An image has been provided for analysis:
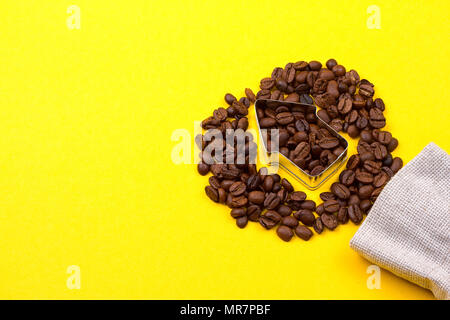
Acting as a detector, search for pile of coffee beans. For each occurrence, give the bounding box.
[256,100,347,175]
[197,59,403,242]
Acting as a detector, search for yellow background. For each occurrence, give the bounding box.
[0,0,449,299]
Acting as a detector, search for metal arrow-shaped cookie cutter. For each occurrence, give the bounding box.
[255,99,348,190]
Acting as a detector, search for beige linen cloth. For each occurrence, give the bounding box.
[350,142,450,299]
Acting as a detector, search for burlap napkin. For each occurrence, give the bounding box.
[350,142,450,300]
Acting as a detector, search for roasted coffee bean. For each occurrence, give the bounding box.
[282,216,299,228]
[372,142,387,160]
[383,154,393,167]
[300,200,316,211]
[348,204,363,224]
[323,199,340,213]
[293,209,315,226]
[326,59,337,70]
[277,205,292,217]
[290,191,307,202]
[264,193,281,210]
[248,190,265,204]
[316,203,325,215]
[320,192,335,201]
[205,186,219,202]
[337,97,352,114]
[262,175,274,192]
[276,112,294,125]
[355,171,374,184]
[281,178,294,192]
[244,88,256,103]
[246,174,261,190]
[360,199,372,213]
[373,172,389,188]
[220,179,235,191]
[360,129,373,143]
[377,131,392,145]
[228,181,246,196]
[295,225,313,240]
[208,176,221,189]
[259,117,276,128]
[347,124,360,138]
[369,108,386,128]
[230,208,246,218]
[363,160,381,174]
[277,225,294,242]
[347,154,360,170]
[321,213,338,230]
[310,165,325,176]
[348,194,360,206]
[260,210,281,229]
[387,138,399,152]
[318,136,339,149]
[358,185,374,200]
[197,162,210,176]
[360,152,375,163]
[218,188,227,203]
[339,169,355,186]
[391,157,403,173]
[225,93,237,105]
[247,205,261,221]
[236,216,248,228]
[228,195,248,208]
[331,182,350,200]
[337,207,349,224]
[313,217,324,234]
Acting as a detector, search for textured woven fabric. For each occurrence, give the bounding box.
[350,142,450,300]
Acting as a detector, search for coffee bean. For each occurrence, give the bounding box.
[358,185,374,200]
[290,191,307,202]
[387,138,399,152]
[339,169,355,186]
[293,209,315,226]
[205,186,219,202]
[391,157,403,173]
[363,160,381,174]
[360,152,375,163]
[225,93,237,105]
[360,199,372,213]
[276,112,294,125]
[259,117,276,128]
[197,162,210,176]
[369,108,386,128]
[373,172,389,188]
[277,225,294,242]
[247,205,261,221]
[315,203,325,215]
[355,171,374,184]
[300,200,316,211]
[264,193,281,210]
[228,181,246,196]
[323,199,340,213]
[281,178,294,192]
[218,188,227,203]
[360,130,373,143]
[313,217,324,234]
[347,154,360,170]
[260,210,281,229]
[228,195,248,208]
[236,216,248,228]
[331,182,350,199]
[295,225,313,240]
[244,88,256,103]
[320,192,335,201]
[282,216,299,228]
[321,213,338,230]
[348,204,363,224]
[319,136,339,149]
[248,190,265,204]
[262,175,274,192]
[230,208,246,218]
[337,207,349,224]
